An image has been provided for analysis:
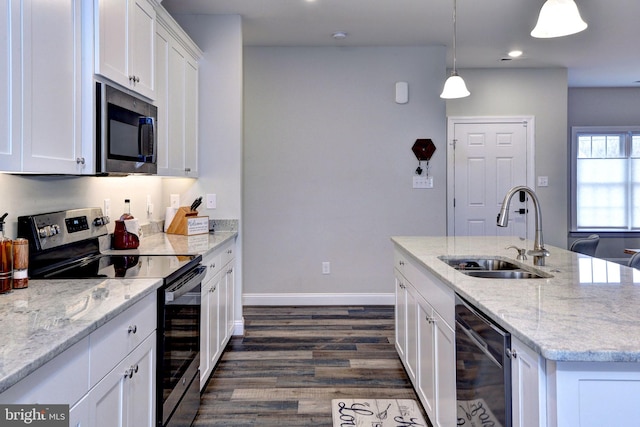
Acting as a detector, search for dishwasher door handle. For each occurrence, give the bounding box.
[456,318,503,369]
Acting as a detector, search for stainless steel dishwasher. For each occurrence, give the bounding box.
[455,294,512,427]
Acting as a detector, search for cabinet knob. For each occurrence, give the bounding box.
[506,348,518,359]
[76,157,85,165]
[210,263,215,269]
[127,325,137,334]
[185,167,191,173]
[426,316,435,324]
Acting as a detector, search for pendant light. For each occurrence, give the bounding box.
[440,0,470,99]
[531,0,587,38]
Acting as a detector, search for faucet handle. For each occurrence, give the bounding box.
[506,245,527,261]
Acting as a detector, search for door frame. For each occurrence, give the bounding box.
[446,115,536,237]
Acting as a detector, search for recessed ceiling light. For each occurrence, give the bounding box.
[508,50,524,58]
[332,32,348,40]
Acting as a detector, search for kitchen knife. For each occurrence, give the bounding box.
[190,197,202,211]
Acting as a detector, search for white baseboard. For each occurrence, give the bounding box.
[232,319,244,336]
[242,292,395,306]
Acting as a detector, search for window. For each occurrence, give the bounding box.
[571,127,640,231]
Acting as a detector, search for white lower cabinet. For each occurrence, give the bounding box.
[416,296,456,427]
[88,332,156,427]
[511,336,543,427]
[200,269,222,385]
[0,292,157,427]
[200,239,237,390]
[393,247,457,427]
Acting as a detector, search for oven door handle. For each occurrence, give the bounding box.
[165,265,207,302]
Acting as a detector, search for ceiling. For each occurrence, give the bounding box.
[162,0,640,87]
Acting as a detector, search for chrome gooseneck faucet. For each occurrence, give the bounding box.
[497,185,549,266]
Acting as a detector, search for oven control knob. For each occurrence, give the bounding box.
[50,224,61,235]
[39,226,51,238]
[93,216,110,226]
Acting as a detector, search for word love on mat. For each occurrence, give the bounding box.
[331,399,426,427]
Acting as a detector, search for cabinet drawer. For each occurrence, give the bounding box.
[394,249,408,278]
[89,292,156,386]
[220,240,235,267]
[202,250,222,284]
[414,266,455,328]
[0,337,89,406]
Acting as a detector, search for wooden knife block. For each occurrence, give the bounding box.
[166,207,209,235]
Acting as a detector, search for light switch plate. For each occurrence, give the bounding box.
[206,194,217,209]
[413,175,434,189]
[170,194,180,208]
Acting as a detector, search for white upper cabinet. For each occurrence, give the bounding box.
[95,0,156,100]
[0,1,18,171]
[155,7,201,177]
[0,0,84,174]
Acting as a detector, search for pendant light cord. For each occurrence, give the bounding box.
[452,0,458,74]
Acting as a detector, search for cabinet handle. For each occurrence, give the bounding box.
[506,348,517,359]
[127,325,137,334]
[124,364,139,379]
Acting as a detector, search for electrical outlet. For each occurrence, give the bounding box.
[170,194,180,208]
[537,176,549,187]
[104,199,111,218]
[206,194,217,209]
[322,262,331,275]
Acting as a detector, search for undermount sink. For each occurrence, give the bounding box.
[438,256,552,280]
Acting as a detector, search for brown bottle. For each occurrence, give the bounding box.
[0,213,12,294]
[12,238,28,289]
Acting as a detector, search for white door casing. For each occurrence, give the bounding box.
[447,116,535,239]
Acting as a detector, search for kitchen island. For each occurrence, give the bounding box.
[392,235,640,427]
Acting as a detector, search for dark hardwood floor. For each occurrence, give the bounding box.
[194,305,429,426]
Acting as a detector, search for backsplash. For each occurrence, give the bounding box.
[209,219,239,232]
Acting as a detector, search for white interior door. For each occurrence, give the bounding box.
[447,117,535,238]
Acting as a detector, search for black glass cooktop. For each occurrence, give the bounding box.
[37,254,200,281]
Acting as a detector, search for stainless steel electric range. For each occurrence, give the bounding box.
[18,208,205,427]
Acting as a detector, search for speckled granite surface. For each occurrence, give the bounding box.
[392,236,640,363]
[0,230,237,394]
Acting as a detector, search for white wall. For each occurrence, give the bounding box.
[243,46,447,300]
[445,68,569,248]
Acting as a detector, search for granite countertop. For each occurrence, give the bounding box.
[391,235,640,363]
[0,230,238,394]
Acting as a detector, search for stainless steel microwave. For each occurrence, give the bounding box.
[96,82,157,175]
